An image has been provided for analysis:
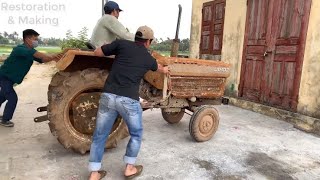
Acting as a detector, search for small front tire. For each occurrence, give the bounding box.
[189,105,219,142]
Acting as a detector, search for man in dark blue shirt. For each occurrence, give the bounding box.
[88,26,168,180]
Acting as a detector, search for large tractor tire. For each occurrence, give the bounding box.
[47,68,129,154]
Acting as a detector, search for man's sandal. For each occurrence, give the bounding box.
[125,165,143,179]
[89,170,107,180]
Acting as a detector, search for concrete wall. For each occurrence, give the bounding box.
[190,0,247,95]
[190,0,320,119]
[220,0,247,96]
[297,0,320,119]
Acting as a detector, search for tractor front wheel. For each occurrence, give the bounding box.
[189,105,219,142]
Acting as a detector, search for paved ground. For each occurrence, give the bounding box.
[1,64,320,180]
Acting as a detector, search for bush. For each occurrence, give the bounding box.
[151,38,190,52]
[61,27,88,50]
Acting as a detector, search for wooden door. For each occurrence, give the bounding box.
[239,0,312,111]
[200,1,214,55]
[200,0,226,55]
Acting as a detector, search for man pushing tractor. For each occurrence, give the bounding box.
[0,1,231,179]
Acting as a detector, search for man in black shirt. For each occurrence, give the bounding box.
[88,26,168,180]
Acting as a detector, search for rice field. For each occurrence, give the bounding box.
[0,45,189,63]
[0,45,61,56]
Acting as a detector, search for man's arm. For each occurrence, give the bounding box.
[94,40,119,57]
[33,48,72,63]
[149,57,169,74]
[33,52,63,63]
[105,17,134,41]
[94,47,104,57]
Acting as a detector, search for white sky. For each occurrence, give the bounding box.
[0,0,192,40]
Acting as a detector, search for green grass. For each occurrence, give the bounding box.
[36,46,61,53]
[157,51,189,57]
[0,45,188,58]
[0,45,13,55]
[0,45,61,55]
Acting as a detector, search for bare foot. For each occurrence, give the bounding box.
[124,164,138,176]
[89,171,106,180]
[89,171,100,180]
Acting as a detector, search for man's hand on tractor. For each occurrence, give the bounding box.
[94,47,105,57]
[157,64,170,74]
[53,53,64,62]
[52,48,80,62]
[163,66,169,74]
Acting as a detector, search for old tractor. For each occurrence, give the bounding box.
[34,49,230,154]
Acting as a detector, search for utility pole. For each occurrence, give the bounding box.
[102,0,108,16]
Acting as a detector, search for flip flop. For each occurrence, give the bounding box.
[125,165,143,179]
[89,170,107,180]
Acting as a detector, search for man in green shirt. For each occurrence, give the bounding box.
[0,29,61,127]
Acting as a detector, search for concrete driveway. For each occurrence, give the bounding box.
[1,64,320,180]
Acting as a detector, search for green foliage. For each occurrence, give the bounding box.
[0,34,9,44]
[0,31,20,45]
[60,27,89,50]
[40,38,63,46]
[179,38,190,52]
[78,27,89,42]
[151,38,190,53]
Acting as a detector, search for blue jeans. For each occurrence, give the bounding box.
[0,75,18,122]
[89,93,143,171]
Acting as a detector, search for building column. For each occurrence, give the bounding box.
[189,0,204,58]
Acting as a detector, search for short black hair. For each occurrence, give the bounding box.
[104,8,118,15]
[23,29,39,40]
[105,9,112,14]
[134,37,149,43]
[134,31,152,43]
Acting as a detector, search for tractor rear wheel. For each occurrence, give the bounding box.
[161,109,185,124]
[47,68,129,154]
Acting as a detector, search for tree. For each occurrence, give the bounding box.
[151,38,190,53]
[179,38,190,52]
[3,32,8,38]
[61,27,89,50]
[77,27,89,42]
[151,38,172,52]
[0,34,9,44]
[46,38,63,46]
[8,34,14,40]
[66,30,73,39]
[5,31,20,44]
[13,31,19,40]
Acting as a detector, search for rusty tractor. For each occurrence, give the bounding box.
[34,49,230,154]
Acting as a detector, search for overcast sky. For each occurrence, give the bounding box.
[0,0,192,40]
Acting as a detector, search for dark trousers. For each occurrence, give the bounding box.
[0,76,18,122]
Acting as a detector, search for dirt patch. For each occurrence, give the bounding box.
[192,159,216,171]
[246,152,299,180]
[0,55,8,62]
[192,159,244,180]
